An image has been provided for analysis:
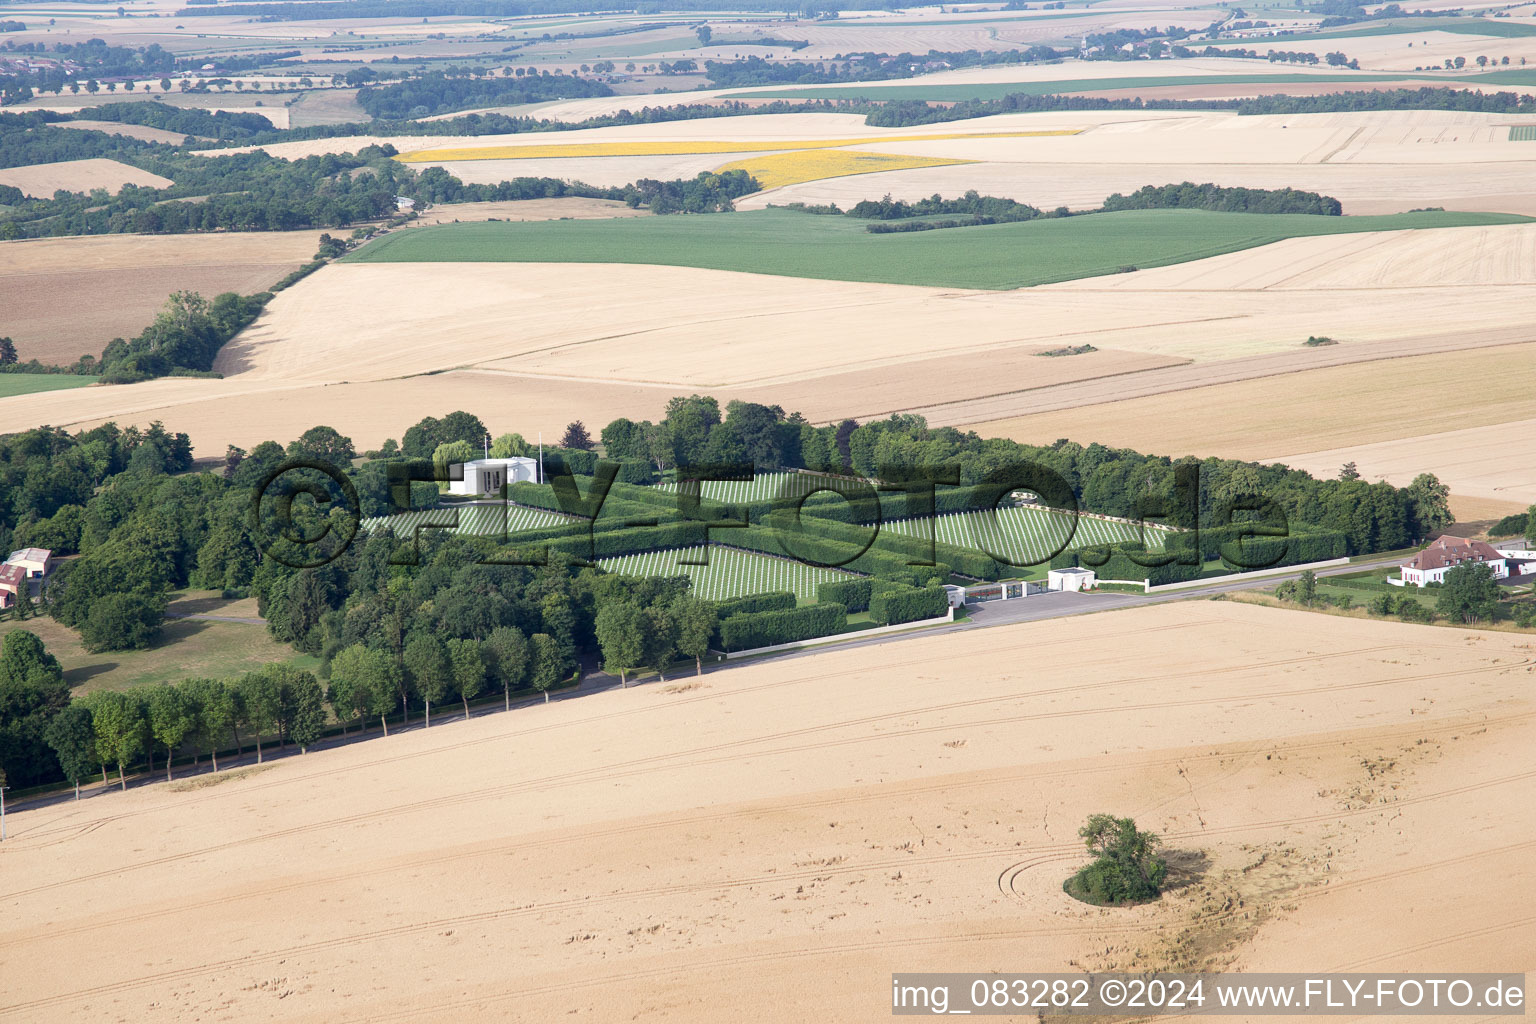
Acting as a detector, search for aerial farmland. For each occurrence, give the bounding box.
[1,0,1534,1018]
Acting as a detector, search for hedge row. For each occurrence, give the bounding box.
[1049,528,1350,585]
[816,577,872,612]
[869,585,949,626]
[719,603,847,652]
[1171,524,1348,567]
[1050,543,1198,587]
[715,590,796,618]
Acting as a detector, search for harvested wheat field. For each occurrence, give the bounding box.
[54,119,189,144]
[1263,417,1536,510]
[404,197,653,225]
[2,602,1533,1022]
[11,214,1536,454]
[0,231,324,364]
[969,342,1536,464]
[0,157,172,199]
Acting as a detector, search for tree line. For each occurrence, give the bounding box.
[861,85,1536,128]
[0,133,757,237]
[354,69,613,120]
[0,392,1460,791]
[596,395,1452,555]
[793,182,1343,236]
[700,46,1062,89]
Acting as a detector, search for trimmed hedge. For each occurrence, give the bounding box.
[869,584,949,626]
[716,590,796,618]
[817,577,872,612]
[543,449,598,476]
[719,603,847,652]
[614,459,658,485]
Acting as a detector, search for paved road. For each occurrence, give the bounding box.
[738,555,1407,666]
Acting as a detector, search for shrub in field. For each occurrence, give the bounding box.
[1064,814,1167,906]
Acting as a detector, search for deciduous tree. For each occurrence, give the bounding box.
[43,703,94,799]
[182,677,235,771]
[594,602,644,685]
[447,638,485,719]
[484,626,528,710]
[146,684,194,780]
[529,632,563,702]
[1437,562,1500,624]
[404,633,451,726]
[672,596,717,676]
[83,690,143,790]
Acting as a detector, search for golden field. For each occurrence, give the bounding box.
[9,106,1536,516]
[394,129,1080,164]
[0,231,324,365]
[2,603,1534,1022]
[713,149,974,189]
[0,157,172,199]
[8,214,1536,517]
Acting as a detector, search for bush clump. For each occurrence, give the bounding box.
[1064,814,1168,906]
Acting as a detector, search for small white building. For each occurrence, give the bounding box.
[1397,535,1509,587]
[447,457,539,497]
[5,547,51,579]
[1047,567,1097,592]
[1495,543,1536,578]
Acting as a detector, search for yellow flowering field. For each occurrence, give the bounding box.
[394,129,1079,163]
[712,149,975,190]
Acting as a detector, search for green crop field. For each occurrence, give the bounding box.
[723,68,1536,101]
[597,544,858,602]
[1511,125,1536,141]
[0,374,99,398]
[883,506,1170,567]
[361,502,577,539]
[345,208,1533,290]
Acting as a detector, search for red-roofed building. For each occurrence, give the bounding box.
[0,563,26,608]
[1398,536,1509,587]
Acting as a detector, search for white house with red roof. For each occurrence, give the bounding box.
[1396,536,1511,587]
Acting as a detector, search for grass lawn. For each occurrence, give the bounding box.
[3,590,317,695]
[0,374,99,397]
[345,207,1532,290]
[724,68,1536,102]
